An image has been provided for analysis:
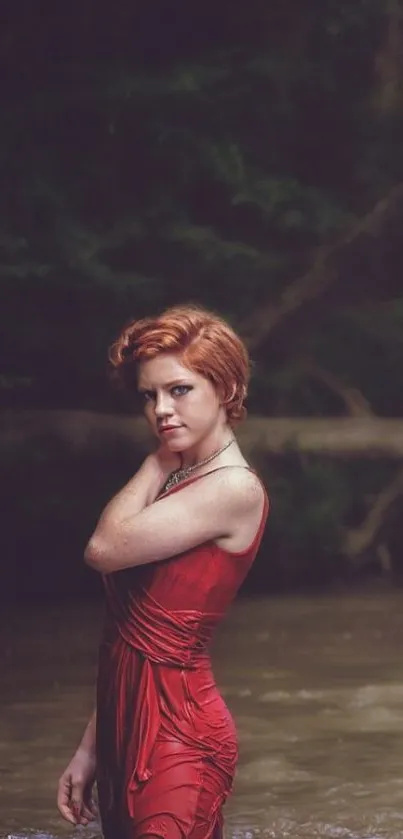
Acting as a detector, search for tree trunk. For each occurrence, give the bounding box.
[374,0,403,115]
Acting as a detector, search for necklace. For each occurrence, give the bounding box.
[163,438,235,493]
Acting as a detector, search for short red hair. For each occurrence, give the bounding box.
[109,304,250,423]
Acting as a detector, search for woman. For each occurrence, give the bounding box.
[57,304,269,839]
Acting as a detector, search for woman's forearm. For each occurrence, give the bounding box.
[77,710,97,757]
[84,456,163,568]
[101,457,161,522]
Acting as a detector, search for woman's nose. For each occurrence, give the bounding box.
[154,393,174,417]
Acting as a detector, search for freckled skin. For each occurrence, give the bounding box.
[138,353,229,468]
[58,348,269,837]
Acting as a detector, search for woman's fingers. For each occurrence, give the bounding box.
[71,777,93,824]
[71,795,83,823]
[57,774,77,825]
[83,779,97,819]
[58,774,94,825]
[57,759,96,826]
[82,801,96,821]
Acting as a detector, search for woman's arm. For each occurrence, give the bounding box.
[84,448,179,569]
[78,710,97,755]
[57,711,97,826]
[85,467,264,574]
[90,456,163,534]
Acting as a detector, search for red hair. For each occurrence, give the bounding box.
[109,304,250,424]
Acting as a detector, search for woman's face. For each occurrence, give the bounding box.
[137,353,226,451]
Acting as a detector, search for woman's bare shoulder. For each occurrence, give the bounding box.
[199,465,266,511]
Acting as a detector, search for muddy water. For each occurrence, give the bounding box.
[1,593,403,838]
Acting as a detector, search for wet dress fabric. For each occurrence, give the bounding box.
[96,472,268,839]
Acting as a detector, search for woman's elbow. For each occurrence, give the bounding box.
[84,537,111,573]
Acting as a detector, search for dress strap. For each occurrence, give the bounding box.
[189,465,255,479]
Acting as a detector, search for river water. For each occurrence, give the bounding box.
[1,592,403,838]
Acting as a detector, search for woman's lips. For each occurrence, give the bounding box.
[159,425,182,434]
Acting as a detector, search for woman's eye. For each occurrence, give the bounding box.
[142,391,155,402]
[171,385,191,397]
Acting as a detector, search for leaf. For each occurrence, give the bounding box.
[164,223,269,265]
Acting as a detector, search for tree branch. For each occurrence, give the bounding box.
[300,358,373,417]
[240,182,403,350]
[342,466,403,562]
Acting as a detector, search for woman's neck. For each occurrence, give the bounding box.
[180,429,234,470]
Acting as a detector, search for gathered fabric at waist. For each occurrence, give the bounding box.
[97,589,236,817]
[104,583,220,667]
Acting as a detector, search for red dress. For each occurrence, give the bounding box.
[96,471,268,839]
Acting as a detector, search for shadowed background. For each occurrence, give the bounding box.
[2,0,403,600]
[1,2,403,837]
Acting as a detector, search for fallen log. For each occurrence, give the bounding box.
[2,410,403,458]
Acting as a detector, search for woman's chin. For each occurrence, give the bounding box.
[165,440,186,451]
[157,434,186,451]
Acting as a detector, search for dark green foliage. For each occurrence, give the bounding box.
[1,0,403,592]
[1,0,396,406]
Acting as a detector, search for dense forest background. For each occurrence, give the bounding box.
[2,0,403,601]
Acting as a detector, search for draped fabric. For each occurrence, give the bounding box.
[96,476,268,839]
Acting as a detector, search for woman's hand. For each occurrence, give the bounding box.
[155,444,182,479]
[146,445,181,495]
[57,746,97,826]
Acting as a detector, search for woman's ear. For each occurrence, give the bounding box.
[222,383,237,406]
